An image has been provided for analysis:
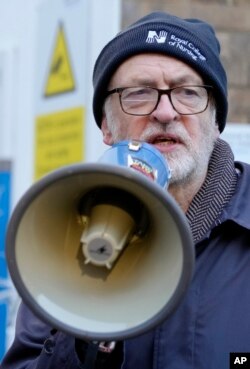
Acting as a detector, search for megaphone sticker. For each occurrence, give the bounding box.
[99,140,171,189]
[128,155,156,182]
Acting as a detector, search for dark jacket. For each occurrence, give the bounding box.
[2,161,250,369]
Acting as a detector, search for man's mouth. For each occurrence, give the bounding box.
[143,134,182,155]
[148,135,179,145]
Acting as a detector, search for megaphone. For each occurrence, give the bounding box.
[6,140,194,342]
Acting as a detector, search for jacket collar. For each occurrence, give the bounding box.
[219,161,250,230]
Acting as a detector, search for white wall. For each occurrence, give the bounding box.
[0,0,121,207]
[221,123,250,163]
[0,0,121,354]
[0,0,42,206]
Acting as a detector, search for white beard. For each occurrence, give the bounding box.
[139,119,217,187]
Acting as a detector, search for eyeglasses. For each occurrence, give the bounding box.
[105,85,213,116]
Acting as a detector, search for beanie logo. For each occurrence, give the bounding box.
[169,34,206,61]
[146,30,168,43]
[146,30,206,62]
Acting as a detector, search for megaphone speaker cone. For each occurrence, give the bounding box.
[6,143,194,341]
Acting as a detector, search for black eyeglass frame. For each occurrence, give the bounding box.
[105,85,213,116]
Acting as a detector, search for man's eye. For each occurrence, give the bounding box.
[123,88,152,100]
[180,88,198,97]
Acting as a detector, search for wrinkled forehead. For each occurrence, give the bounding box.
[108,53,204,89]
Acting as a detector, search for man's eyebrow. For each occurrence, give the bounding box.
[121,77,156,86]
[170,74,204,86]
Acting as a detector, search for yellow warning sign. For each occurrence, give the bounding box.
[34,106,84,180]
[44,23,75,96]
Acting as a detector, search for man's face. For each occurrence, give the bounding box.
[101,53,219,188]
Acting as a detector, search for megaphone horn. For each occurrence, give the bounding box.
[6,140,194,341]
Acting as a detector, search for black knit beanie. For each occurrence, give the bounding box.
[93,11,228,132]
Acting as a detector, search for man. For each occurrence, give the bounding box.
[2,11,250,369]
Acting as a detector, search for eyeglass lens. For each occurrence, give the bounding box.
[120,86,209,115]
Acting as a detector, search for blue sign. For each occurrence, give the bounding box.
[0,161,11,360]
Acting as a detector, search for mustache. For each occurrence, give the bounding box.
[139,123,189,144]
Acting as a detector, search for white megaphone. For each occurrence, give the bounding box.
[6,140,194,341]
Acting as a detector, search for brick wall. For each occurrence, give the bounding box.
[121,0,250,124]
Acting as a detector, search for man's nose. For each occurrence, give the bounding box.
[150,94,178,122]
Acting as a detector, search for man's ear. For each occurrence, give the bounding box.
[214,120,220,139]
[101,116,114,146]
